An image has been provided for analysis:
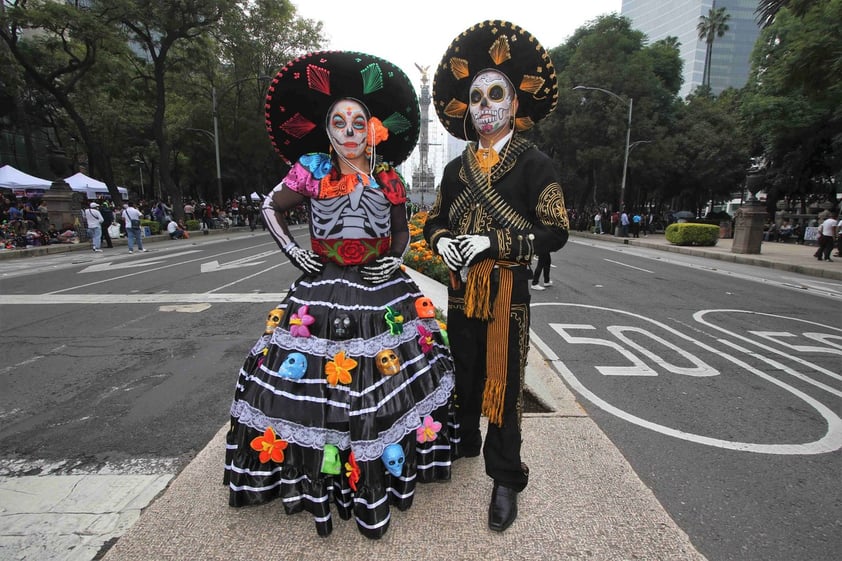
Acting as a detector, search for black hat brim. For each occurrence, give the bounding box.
[432,20,558,141]
[265,51,420,166]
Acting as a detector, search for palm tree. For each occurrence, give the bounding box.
[697,3,731,89]
[755,0,813,28]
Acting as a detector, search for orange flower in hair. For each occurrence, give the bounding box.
[367,117,389,146]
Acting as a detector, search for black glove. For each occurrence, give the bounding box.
[283,243,325,276]
[360,255,403,284]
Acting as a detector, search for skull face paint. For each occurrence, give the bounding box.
[469,70,515,138]
[327,98,369,161]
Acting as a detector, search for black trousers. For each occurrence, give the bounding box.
[532,253,551,285]
[818,235,835,260]
[447,268,531,492]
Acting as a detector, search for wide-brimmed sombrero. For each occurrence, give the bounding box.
[265,51,420,166]
[432,20,558,141]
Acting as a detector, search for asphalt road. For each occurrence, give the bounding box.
[0,230,301,476]
[0,230,840,561]
[529,238,841,561]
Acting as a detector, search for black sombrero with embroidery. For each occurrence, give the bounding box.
[432,20,558,141]
[265,50,420,166]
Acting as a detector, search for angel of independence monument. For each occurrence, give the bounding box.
[411,64,437,208]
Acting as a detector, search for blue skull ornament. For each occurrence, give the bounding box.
[381,443,405,477]
[277,352,307,379]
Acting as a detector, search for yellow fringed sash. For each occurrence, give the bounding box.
[464,259,515,426]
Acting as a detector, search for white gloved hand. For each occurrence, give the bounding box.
[360,255,403,284]
[283,243,325,276]
[436,237,464,271]
[457,234,491,265]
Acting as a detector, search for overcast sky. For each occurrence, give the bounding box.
[292,1,623,89]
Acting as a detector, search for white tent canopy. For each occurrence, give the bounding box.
[0,164,53,193]
[64,172,128,199]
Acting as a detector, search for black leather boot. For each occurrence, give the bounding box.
[488,483,518,532]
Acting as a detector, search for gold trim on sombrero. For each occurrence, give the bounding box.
[489,35,512,66]
[449,57,470,80]
[444,99,468,119]
[519,75,545,96]
[514,116,534,132]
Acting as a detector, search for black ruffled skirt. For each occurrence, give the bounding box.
[223,262,456,538]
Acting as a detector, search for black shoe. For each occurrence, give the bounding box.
[488,483,518,532]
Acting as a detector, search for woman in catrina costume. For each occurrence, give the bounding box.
[223,50,456,539]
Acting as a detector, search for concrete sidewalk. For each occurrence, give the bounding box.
[572,230,842,281]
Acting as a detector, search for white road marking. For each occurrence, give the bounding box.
[79,250,204,273]
[158,303,212,313]
[603,258,654,273]
[0,293,288,305]
[532,303,842,455]
[200,250,277,273]
[0,344,66,375]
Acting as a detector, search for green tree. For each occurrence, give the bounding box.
[741,0,842,213]
[116,0,245,214]
[0,0,131,199]
[755,0,815,27]
[538,15,681,213]
[697,3,731,89]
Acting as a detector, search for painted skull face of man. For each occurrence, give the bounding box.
[469,70,515,138]
[327,98,369,160]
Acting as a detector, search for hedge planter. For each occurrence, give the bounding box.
[665,223,719,246]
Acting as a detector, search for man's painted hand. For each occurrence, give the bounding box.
[457,234,491,265]
[436,237,464,271]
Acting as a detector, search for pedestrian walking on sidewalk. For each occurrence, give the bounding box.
[531,251,553,290]
[122,201,147,253]
[82,202,104,252]
[425,20,569,533]
[816,211,838,261]
[835,215,842,257]
[224,50,456,540]
[99,201,115,248]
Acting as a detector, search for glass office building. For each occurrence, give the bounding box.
[621,0,762,97]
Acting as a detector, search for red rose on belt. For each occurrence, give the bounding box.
[337,239,367,264]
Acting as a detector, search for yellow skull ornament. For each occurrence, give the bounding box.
[265,307,284,334]
[375,349,401,376]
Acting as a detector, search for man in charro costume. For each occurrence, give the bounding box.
[424,20,569,532]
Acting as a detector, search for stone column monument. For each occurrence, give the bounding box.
[41,149,84,230]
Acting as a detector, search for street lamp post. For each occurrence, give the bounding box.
[211,85,223,206]
[133,158,144,199]
[206,76,272,205]
[573,85,633,232]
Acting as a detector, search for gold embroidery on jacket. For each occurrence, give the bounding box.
[537,182,570,229]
